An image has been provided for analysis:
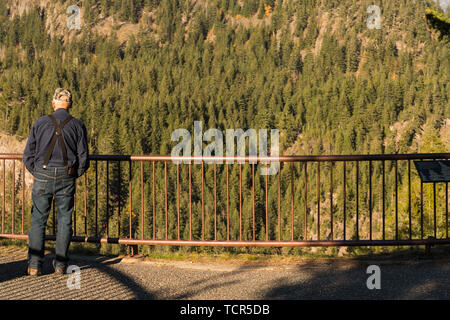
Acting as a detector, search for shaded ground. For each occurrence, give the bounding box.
[1,248,450,300]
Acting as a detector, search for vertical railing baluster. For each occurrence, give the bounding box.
[21,162,25,234]
[214,162,217,241]
[304,162,308,240]
[330,161,333,241]
[2,159,5,234]
[141,160,144,240]
[106,161,109,238]
[356,161,359,240]
[265,163,269,241]
[433,182,437,239]
[343,161,346,241]
[95,160,98,237]
[188,162,192,241]
[291,162,294,241]
[12,160,15,234]
[164,161,167,240]
[369,160,372,241]
[408,160,412,240]
[201,160,204,241]
[382,160,385,240]
[446,182,448,239]
[317,161,320,240]
[420,180,424,240]
[278,162,281,241]
[252,163,256,241]
[395,160,398,240]
[177,163,180,241]
[118,161,121,238]
[239,163,242,241]
[226,163,229,241]
[128,161,132,239]
[153,161,156,240]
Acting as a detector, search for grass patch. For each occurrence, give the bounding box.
[2,238,450,264]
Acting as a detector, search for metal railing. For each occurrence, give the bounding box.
[0,153,449,247]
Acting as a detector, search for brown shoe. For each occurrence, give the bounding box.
[27,268,42,276]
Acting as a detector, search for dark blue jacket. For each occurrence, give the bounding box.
[23,108,89,178]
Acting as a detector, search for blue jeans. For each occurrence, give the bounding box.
[28,166,76,270]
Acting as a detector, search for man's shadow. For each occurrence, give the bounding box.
[0,258,28,282]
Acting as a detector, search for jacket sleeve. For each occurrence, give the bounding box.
[23,122,37,175]
[76,122,90,178]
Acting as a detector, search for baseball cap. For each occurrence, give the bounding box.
[53,88,72,103]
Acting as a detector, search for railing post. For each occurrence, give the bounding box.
[127,244,139,256]
[425,237,435,255]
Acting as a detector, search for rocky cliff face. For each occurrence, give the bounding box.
[0,132,26,155]
[0,132,33,187]
[4,0,153,45]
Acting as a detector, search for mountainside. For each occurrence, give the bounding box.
[0,0,448,157]
[0,0,448,253]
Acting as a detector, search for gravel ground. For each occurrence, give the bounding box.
[1,251,450,300]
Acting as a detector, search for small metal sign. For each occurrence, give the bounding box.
[414,160,450,183]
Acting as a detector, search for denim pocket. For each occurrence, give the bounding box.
[61,178,76,196]
[34,170,54,180]
[33,176,48,183]
[32,179,47,196]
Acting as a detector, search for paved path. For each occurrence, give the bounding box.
[1,251,450,300]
